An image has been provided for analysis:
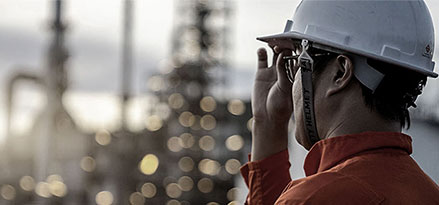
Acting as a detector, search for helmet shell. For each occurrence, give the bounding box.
[258,0,437,77]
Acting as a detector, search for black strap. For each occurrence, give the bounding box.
[299,40,320,145]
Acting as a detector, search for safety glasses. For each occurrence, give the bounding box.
[282,51,333,83]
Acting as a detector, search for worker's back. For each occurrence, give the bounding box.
[334,149,438,204]
[275,133,439,204]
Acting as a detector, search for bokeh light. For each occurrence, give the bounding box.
[228,201,239,205]
[190,115,201,131]
[178,157,194,172]
[129,192,145,205]
[227,187,239,201]
[227,99,246,116]
[207,202,220,205]
[167,136,183,152]
[168,93,185,109]
[177,176,194,192]
[95,129,112,146]
[166,183,182,198]
[178,111,196,127]
[141,183,157,198]
[200,115,216,130]
[200,96,216,112]
[0,185,16,200]
[145,115,163,131]
[225,135,244,151]
[179,133,195,149]
[19,176,35,191]
[95,191,114,205]
[35,182,51,198]
[49,180,67,197]
[46,175,67,197]
[199,135,215,151]
[167,200,181,205]
[80,156,96,172]
[197,178,214,193]
[139,154,159,175]
[225,159,241,175]
[199,159,221,176]
[46,174,63,184]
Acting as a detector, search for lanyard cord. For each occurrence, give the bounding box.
[299,40,320,145]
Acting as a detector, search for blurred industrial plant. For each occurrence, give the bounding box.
[0,0,251,204]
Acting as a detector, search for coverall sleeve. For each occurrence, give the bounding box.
[240,149,291,205]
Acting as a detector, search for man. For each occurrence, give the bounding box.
[240,0,439,204]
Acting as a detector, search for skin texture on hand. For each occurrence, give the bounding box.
[251,47,293,161]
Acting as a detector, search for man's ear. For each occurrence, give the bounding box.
[326,55,354,96]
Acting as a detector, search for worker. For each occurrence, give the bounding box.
[240,0,439,204]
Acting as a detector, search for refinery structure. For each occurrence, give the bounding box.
[0,0,251,204]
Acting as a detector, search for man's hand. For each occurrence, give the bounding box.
[251,46,293,161]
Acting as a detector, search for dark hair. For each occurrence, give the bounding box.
[310,49,426,129]
[361,59,426,128]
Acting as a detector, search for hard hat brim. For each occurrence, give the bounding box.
[257,31,438,78]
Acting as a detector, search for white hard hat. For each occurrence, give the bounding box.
[258,0,438,79]
[258,0,437,145]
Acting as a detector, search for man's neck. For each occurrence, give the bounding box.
[322,101,401,140]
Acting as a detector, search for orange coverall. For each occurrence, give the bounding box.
[240,132,439,204]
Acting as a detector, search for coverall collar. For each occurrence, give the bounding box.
[304,132,413,176]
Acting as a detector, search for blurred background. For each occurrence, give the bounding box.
[0,0,437,204]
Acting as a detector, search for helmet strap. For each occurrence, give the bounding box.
[299,39,320,145]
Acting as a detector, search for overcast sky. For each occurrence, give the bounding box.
[1,0,438,91]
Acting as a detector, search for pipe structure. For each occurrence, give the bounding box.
[121,0,134,129]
